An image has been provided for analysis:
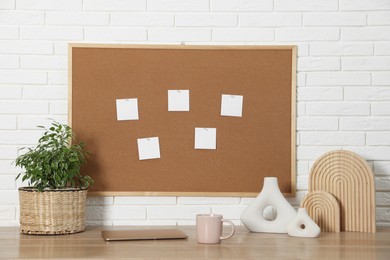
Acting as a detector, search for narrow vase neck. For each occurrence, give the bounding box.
[262,177,280,192]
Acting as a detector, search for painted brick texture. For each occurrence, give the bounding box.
[0,0,389,226]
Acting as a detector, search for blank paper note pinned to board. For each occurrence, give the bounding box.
[195,128,217,150]
[168,90,190,111]
[221,94,243,117]
[116,98,139,121]
[137,137,161,160]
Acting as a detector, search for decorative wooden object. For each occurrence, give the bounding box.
[309,150,376,233]
[301,190,341,233]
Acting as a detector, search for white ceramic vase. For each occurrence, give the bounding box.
[287,208,321,238]
[240,177,297,233]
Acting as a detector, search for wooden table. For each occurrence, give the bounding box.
[1,226,390,259]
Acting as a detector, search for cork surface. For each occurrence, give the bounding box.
[69,44,296,196]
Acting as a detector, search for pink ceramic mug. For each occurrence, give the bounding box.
[196,214,235,244]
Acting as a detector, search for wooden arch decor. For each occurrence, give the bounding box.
[309,150,376,233]
[301,190,341,232]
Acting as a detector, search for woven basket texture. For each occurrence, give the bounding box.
[19,187,88,235]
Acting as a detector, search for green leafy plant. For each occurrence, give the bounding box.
[15,121,94,191]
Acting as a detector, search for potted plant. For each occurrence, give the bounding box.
[15,121,93,235]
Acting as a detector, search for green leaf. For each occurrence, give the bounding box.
[13,120,94,191]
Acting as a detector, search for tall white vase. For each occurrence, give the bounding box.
[240,177,297,233]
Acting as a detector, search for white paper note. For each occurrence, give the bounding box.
[116,98,139,121]
[195,128,216,150]
[168,90,190,111]
[137,137,161,160]
[221,94,243,117]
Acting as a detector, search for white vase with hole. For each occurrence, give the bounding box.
[287,208,321,238]
[240,177,297,233]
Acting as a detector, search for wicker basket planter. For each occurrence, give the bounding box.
[19,187,88,235]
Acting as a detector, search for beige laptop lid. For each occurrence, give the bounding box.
[102,229,188,241]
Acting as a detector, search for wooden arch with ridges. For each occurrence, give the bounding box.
[301,190,340,232]
[309,150,376,233]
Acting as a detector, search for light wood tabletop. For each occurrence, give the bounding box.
[0,226,390,259]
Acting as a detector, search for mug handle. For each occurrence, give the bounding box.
[220,219,235,240]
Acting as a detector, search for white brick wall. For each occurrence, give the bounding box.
[0,117,17,130]
[298,57,341,71]
[149,28,210,41]
[21,26,84,40]
[0,101,48,114]
[84,0,146,11]
[17,0,82,11]
[342,27,390,41]
[310,43,373,56]
[17,115,67,129]
[212,0,273,12]
[0,146,18,160]
[45,12,109,26]
[344,87,390,101]
[276,28,340,41]
[306,102,370,116]
[0,40,53,54]
[373,72,390,85]
[275,0,338,12]
[0,11,44,25]
[0,55,19,69]
[0,130,44,145]
[1,0,390,227]
[304,13,366,27]
[375,42,390,55]
[372,103,390,116]
[0,0,15,10]
[0,26,19,39]
[340,0,390,11]
[111,13,173,27]
[176,14,237,27]
[368,11,390,26]
[240,13,301,27]
[298,87,343,100]
[213,28,273,41]
[367,132,390,145]
[148,0,207,12]
[340,117,390,131]
[21,56,67,70]
[0,206,15,220]
[85,27,147,41]
[306,72,371,86]
[0,86,22,99]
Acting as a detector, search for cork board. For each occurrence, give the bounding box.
[69,44,297,197]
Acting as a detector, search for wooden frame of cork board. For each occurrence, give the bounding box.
[68,44,297,197]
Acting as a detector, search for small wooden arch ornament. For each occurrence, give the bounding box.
[308,150,376,233]
[301,190,340,232]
